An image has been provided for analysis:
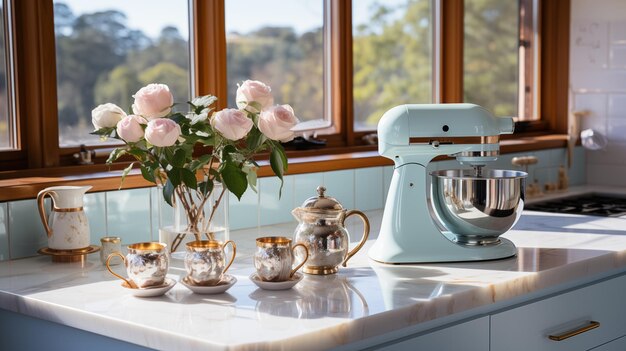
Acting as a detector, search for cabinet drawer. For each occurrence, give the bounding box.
[491,275,626,351]
[589,335,626,351]
[377,316,489,351]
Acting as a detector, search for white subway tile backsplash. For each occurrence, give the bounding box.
[259,175,295,226]
[574,93,608,134]
[570,21,609,69]
[571,70,626,93]
[608,94,626,116]
[610,21,626,44]
[586,142,626,166]
[8,199,48,259]
[84,192,106,245]
[569,147,587,186]
[106,188,151,244]
[293,172,324,206]
[587,164,626,186]
[355,167,383,211]
[323,169,355,209]
[609,46,626,69]
[229,188,259,231]
[0,203,8,261]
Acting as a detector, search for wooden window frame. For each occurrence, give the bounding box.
[0,0,571,199]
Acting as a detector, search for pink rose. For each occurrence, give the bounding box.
[116,115,146,143]
[92,103,126,130]
[145,118,181,147]
[258,104,299,142]
[210,108,253,141]
[236,80,274,113]
[132,83,174,119]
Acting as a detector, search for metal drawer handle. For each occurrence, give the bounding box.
[548,321,600,341]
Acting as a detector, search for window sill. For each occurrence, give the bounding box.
[0,134,569,201]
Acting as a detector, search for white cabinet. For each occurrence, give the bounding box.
[490,275,626,351]
[377,316,489,351]
[589,335,626,351]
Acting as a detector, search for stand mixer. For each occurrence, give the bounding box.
[368,104,527,264]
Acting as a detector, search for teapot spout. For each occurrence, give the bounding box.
[292,207,304,221]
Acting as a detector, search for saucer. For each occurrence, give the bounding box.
[121,278,176,297]
[181,275,237,294]
[249,272,303,290]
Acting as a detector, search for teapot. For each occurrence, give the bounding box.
[37,186,92,250]
[292,186,370,275]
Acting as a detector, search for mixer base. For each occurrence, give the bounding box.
[369,236,517,264]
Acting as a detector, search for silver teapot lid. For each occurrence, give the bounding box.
[299,186,344,212]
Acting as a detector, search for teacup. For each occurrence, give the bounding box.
[106,242,169,289]
[184,240,236,286]
[254,236,309,282]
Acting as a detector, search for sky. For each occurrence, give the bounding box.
[58,0,329,39]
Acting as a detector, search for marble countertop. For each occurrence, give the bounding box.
[2,186,626,350]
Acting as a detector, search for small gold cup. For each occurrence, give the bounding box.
[106,242,169,289]
[184,240,237,286]
[254,236,309,282]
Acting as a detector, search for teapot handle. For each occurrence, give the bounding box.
[37,190,55,238]
[341,210,370,267]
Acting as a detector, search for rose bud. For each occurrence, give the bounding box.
[210,108,254,141]
[92,103,126,130]
[235,80,274,113]
[144,118,181,147]
[258,104,299,142]
[132,83,174,119]
[116,115,146,143]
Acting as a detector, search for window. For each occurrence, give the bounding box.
[0,0,569,178]
[0,2,14,150]
[225,0,326,129]
[464,0,537,120]
[352,0,433,131]
[53,0,191,147]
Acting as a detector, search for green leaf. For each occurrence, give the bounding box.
[171,148,186,168]
[167,168,181,187]
[140,164,156,183]
[221,144,237,162]
[106,148,127,164]
[180,168,198,189]
[169,113,188,125]
[198,179,214,196]
[119,162,134,190]
[162,179,175,207]
[246,127,265,150]
[270,147,288,198]
[90,127,115,137]
[221,162,247,200]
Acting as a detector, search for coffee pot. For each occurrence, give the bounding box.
[292,186,370,275]
[37,186,92,250]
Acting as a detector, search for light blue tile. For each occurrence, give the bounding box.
[229,187,259,230]
[9,199,48,259]
[106,188,152,244]
[323,169,354,209]
[383,166,394,202]
[259,175,295,226]
[569,146,587,186]
[0,203,8,261]
[294,172,324,206]
[355,167,383,211]
[549,148,568,167]
[84,192,106,245]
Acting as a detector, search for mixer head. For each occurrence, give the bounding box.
[377,104,514,167]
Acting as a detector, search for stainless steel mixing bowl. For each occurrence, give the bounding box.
[430,169,527,245]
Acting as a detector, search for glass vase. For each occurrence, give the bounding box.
[157,182,229,262]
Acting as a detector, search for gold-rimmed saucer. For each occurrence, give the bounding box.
[121,277,176,298]
[38,245,100,263]
[250,272,303,291]
[180,275,237,294]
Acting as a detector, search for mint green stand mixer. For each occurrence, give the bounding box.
[369,104,527,264]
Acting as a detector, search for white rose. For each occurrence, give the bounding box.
[116,115,146,143]
[258,104,299,142]
[236,80,274,113]
[210,108,253,141]
[92,103,127,130]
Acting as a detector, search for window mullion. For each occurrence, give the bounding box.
[440,0,464,103]
[192,0,227,111]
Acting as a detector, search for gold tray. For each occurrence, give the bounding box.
[38,245,100,263]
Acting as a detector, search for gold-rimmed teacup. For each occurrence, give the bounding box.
[184,240,236,286]
[254,236,309,282]
[106,242,169,289]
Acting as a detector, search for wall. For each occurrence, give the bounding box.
[570,0,626,185]
[0,147,584,261]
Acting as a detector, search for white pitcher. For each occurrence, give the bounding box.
[37,186,92,250]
